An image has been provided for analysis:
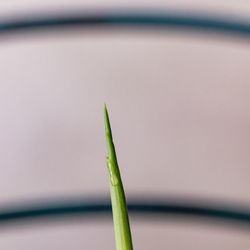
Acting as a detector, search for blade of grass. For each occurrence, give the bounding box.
[104,104,133,250]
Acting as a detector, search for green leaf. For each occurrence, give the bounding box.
[104,104,133,250]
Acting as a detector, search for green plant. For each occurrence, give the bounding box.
[104,104,133,250]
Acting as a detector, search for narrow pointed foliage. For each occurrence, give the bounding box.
[104,104,133,250]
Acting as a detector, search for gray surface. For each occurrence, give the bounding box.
[0,1,250,249]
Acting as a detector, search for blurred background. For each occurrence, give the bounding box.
[0,0,250,249]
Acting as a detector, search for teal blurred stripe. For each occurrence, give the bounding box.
[0,12,250,38]
[0,197,249,228]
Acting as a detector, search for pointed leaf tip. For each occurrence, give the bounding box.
[104,103,108,113]
[103,104,133,250]
[104,103,113,143]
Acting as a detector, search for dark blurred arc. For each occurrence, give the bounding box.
[0,12,250,38]
[0,198,250,228]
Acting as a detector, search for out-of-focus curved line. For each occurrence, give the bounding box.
[0,198,249,228]
[0,12,250,39]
